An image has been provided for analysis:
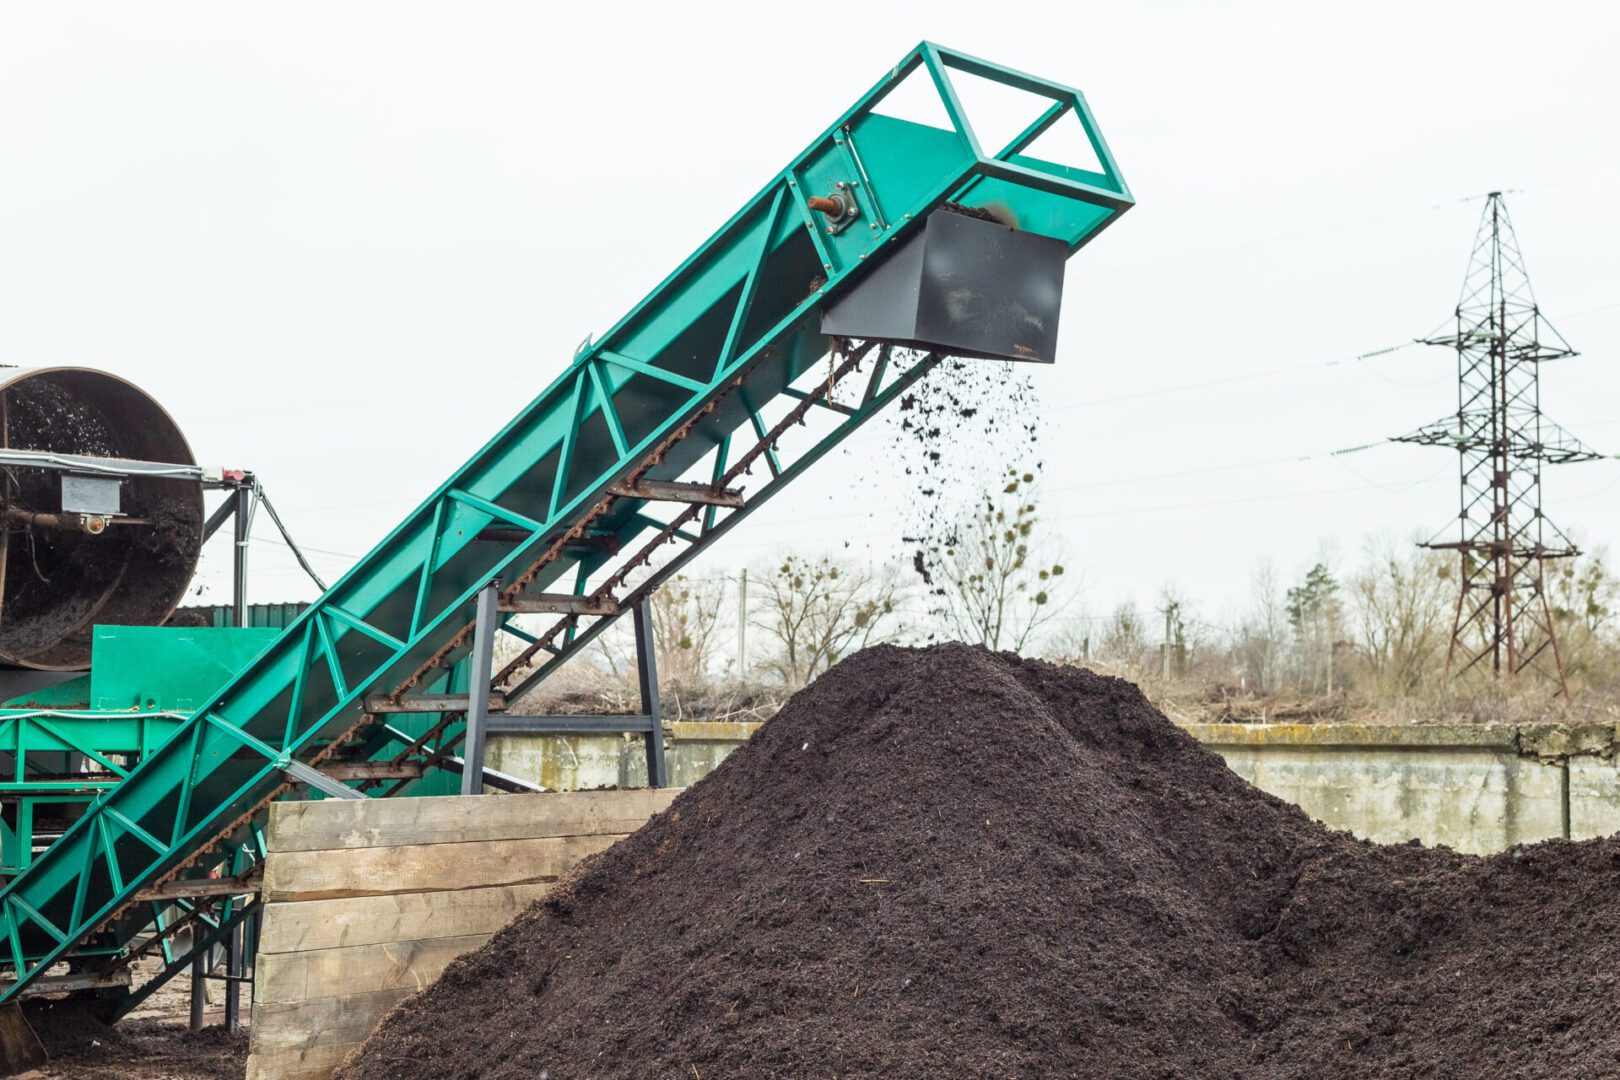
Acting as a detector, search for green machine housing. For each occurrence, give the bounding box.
[0,42,1132,1008]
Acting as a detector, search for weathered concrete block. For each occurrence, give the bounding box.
[1187,724,1569,855]
[1213,744,1563,854]
[1568,756,1620,840]
[486,722,759,792]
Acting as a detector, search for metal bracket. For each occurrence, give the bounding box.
[821,181,861,235]
[280,759,364,800]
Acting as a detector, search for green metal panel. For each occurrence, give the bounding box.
[0,629,294,809]
[0,711,185,765]
[0,42,1133,1000]
[89,626,281,714]
[0,628,279,882]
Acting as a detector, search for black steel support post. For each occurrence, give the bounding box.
[468,592,664,788]
[201,497,236,543]
[461,582,499,796]
[224,918,242,1033]
[633,597,667,788]
[231,485,252,629]
[188,948,205,1031]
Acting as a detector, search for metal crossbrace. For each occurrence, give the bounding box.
[0,41,1132,1002]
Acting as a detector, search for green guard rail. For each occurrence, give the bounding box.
[0,42,1131,1001]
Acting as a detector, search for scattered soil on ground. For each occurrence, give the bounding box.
[337,642,1620,1079]
[20,963,246,1080]
[25,1016,244,1080]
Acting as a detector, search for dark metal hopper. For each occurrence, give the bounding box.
[820,210,1067,363]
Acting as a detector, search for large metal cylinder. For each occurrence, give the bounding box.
[0,368,202,670]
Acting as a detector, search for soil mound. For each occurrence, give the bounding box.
[337,644,1620,1079]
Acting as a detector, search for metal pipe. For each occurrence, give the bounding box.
[633,597,666,788]
[806,195,844,216]
[3,508,108,535]
[460,582,499,796]
[224,919,242,1034]
[232,486,251,628]
[189,951,205,1031]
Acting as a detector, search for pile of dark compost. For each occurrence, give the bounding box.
[339,643,1620,1079]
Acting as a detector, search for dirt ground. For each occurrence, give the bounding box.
[20,961,246,1080]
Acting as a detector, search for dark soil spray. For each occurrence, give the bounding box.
[885,354,1042,633]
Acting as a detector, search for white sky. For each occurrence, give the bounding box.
[1,1,1616,636]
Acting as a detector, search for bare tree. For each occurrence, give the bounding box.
[650,575,724,688]
[1156,584,1195,679]
[1547,547,1619,679]
[1098,600,1151,670]
[1233,559,1289,692]
[927,469,1067,652]
[1287,561,1343,693]
[1348,538,1452,693]
[753,554,901,688]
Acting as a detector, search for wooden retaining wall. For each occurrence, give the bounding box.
[245,789,678,1080]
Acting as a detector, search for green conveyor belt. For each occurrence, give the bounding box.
[0,42,1132,1005]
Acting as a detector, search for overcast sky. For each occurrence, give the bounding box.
[1,1,1616,637]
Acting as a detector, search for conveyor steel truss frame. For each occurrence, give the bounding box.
[368,342,941,797]
[0,41,1132,1002]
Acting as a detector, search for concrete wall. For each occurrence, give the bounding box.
[488,718,1620,856]
[487,720,760,790]
[1185,722,1620,854]
[486,717,1620,858]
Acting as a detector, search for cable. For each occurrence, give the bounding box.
[252,482,331,592]
[248,536,358,560]
[1024,341,1425,415]
[1036,439,1388,497]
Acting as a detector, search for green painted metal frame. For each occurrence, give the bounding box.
[0,42,1132,999]
[0,629,285,882]
[0,710,188,877]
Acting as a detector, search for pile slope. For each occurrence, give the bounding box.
[339,644,1620,1079]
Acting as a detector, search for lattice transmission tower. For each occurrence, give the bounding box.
[1394,192,1600,693]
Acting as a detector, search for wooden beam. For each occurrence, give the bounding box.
[362,692,507,714]
[319,762,425,782]
[6,968,132,997]
[0,1002,46,1072]
[135,873,262,902]
[248,988,417,1080]
[261,834,620,903]
[257,883,552,955]
[606,478,744,508]
[499,593,618,616]
[265,789,680,853]
[256,933,490,1006]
